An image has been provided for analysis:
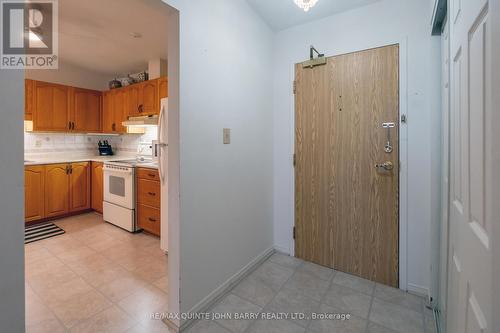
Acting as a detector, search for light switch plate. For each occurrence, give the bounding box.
[223,128,231,144]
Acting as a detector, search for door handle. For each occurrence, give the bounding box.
[375,161,394,171]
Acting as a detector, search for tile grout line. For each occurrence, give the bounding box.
[240,257,306,333]
[364,284,376,333]
[305,266,338,333]
[26,213,166,332]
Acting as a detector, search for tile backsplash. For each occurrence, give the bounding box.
[24,127,158,155]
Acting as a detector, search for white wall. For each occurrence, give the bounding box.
[26,61,110,90]
[491,0,500,330]
[163,0,274,315]
[272,0,441,295]
[0,71,25,331]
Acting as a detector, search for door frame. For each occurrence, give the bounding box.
[289,39,410,291]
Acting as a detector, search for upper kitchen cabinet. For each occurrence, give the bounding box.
[158,77,168,100]
[113,89,128,133]
[126,83,141,117]
[72,88,102,133]
[33,81,71,132]
[25,79,35,121]
[140,80,158,115]
[102,90,114,133]
[102,88,128,134]
[128,79,161,117]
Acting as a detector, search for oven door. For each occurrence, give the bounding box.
[103,164,134,209]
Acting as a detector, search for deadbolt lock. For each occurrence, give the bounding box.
[375,161,394,171]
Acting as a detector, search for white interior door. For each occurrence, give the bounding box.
[447,0,493,332]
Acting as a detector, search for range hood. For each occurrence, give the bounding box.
[122,115,158,127]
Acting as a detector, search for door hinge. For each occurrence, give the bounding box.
[293,154,296,167]
[293,81,297,94]
[293,227,296,240]
[401,114,407,124]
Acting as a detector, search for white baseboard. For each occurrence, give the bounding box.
[407,283,431,300]
[180,247,275,332]
[273,245,290,255]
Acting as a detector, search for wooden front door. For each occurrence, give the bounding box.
[294,45,399,287]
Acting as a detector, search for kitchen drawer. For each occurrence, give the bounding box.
[137,178,160,208]
[137,204,160,236]
[137,168,160,182]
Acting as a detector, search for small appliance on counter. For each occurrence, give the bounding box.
[98,141,114,156]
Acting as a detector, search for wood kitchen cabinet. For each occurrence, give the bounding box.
[72,88,102,133]
[91,162,104,213]
[33,81,71,132]
[158,77,168,100]
[126,83,141,117]
[30,162,90,221]
[69,162,90,212]
[139,80,158,116]
[44,164,70,218]
[25,79,35,121]
[102,89,128,133]
[128,79,159,117]
[136,168,161,236]
[25,166,45,222]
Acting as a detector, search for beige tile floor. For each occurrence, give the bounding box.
[25,213,171,333]
[187,253,437,333]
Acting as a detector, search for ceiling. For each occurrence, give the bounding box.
[58,0,171,76]
[246,0,381,31]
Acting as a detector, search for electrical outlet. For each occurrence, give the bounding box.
[35,140,42,147]
[223,128,231,144]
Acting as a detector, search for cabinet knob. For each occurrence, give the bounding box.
[148,217,157,222]
[148,192,156,196]
[138,104,144,113]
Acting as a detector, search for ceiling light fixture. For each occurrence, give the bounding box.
[294,0,319,12]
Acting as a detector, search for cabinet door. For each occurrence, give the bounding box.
[140,80,158,115]
[158,77,168,100]
[25,79,35,121]
[91,162,103,213]
[113,89,128,133]
[25,166,45,222]
[70,162,90,212]
[127,84,141,117]
[45,164,70,218]
[102,90,114,133]
[73,88,101,133]
[33,81,70,132]
[137,204,161,236]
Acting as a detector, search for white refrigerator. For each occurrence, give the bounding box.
[157,98,169,252]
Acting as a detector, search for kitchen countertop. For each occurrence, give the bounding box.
[24,154,159,169]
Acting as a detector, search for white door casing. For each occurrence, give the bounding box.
[447,0,492,332]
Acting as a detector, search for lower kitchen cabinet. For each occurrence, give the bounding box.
[45,164,70,218]
[26,162,91,222]
[70,162,90,212]
[137,204,161,236]
[25,166,45,222]
[137,168,161,236]
[91,162,104,213]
